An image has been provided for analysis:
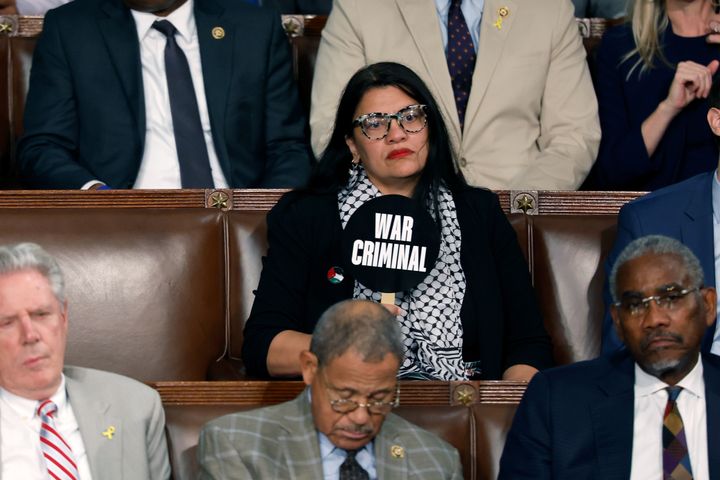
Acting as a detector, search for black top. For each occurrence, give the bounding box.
[587,24,719,190]
[242,186,553,379]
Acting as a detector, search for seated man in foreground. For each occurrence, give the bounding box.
[0,242,170,478]
[500,235,720,479]
[198,299,462,479]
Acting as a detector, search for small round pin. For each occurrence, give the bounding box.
[327,266,344,284]
[212,27,225,39]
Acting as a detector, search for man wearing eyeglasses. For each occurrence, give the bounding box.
[500,234,720,479]
[198,299,462,479]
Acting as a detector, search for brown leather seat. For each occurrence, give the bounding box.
[0,208,227,380]
[530,215,618,364]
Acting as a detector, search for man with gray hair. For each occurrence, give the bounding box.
[198,299,462,479]
[500,234,720,479]
[0,242,170,479]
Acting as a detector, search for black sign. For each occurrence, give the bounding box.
[342,195,440,292]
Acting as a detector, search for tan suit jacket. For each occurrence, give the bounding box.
[310,0,600,190]
[0,366,170,480]
[198,391,463,479]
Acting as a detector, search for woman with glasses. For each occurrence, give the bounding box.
[242,62,553,381]
[585,0,720,190]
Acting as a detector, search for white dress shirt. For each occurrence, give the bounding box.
[434,0,484,52]
[629,359,709,480]
[1,376,92,479]
[131,0,228,189]
[16,0,70,15]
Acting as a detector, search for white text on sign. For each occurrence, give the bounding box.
[350,214,428,272]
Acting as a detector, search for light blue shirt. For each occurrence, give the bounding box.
[434,0,485,52]
[318,432,376,480]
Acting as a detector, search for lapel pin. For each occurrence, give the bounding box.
[390,445,405,459]
[102,425,116,439]
[327,266,345,284]
[493,7,509,30]
[212,27,225,40]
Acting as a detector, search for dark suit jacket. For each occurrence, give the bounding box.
[18,0,312,189]
[601,171,716,354]
[498,352,720,479]
[242,186,553,378]
[264,0,331,14]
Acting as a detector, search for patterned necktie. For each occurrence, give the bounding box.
[37,399,79,480]
[339,449,370,480]
[663,386,693,480]
[446,0,476,130]
[152,20,215,188]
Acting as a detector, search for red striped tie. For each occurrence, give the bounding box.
[37,399,79,480]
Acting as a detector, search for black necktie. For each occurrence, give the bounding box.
[446,0,476,130]
[152,20,215,188]
[339,449,369,480]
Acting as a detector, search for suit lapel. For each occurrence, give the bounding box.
[396,0,461,143]
[682,173,715,288]
[374,416,408,480]
[280,393,324,479]
[463,0,517,134]
[97,0,145,145]
[590,354,635,479]
[66,373,123,480]
[195,0,232,176]
[682,173,716,351]
[703,354,720,478]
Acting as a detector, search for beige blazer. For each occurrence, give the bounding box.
[0,366,170,480]
[310,0,600,190]
[198,391,463,479]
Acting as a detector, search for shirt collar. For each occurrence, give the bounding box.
[634,356,705,399]
[0,374,67,420]
[712,169,720,224]
[131,0,196,43]
[434,0,485,16]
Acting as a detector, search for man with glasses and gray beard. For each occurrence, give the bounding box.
[500,235,720,479]
[198,299,462,479]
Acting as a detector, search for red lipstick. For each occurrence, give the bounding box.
[388,148,413,159]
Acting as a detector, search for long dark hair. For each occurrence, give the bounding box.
[307,62,466,207]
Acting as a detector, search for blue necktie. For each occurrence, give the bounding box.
[446,0,476,130]
[152,20,215,188]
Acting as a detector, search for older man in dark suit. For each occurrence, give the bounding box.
[18,0,311,189]
[500,235,720,479]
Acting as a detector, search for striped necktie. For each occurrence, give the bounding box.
[37,399,79,480]
[446,0,476,130]
[663,386,693,480]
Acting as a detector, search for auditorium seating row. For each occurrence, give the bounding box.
[0,188,641,478]
[0,14,615,188]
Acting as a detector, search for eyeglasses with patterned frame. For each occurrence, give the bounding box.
[351,104,428,141]
[323,376,401,415]
[612,286,700,317]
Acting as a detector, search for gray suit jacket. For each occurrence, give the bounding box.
[198,391,463,479]
[0,366,170,480]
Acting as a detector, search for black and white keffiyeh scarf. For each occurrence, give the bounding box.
[338,165,468,380]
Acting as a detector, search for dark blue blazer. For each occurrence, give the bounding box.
[18,0,312,189]
[601,172,716,354]
[499,351,720,479]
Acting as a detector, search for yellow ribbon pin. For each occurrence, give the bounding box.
[102,426,116,440]
[493,7,509,30]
